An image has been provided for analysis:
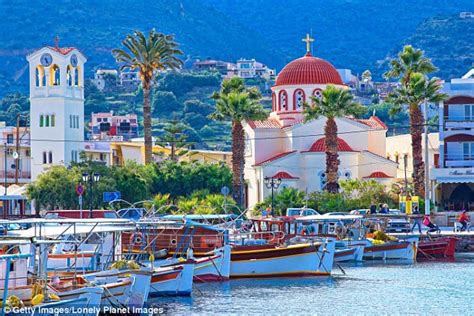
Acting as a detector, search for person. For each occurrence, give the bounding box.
[423,215,440,233]
[411,206,422,234]
[369,204,377,214]
[379,203,389,214]
[266,205,272,217]
[458,210,470,231]
[378,203,383,213]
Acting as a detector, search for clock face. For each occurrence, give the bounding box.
[70,54,78,67]
[40,53,53,67]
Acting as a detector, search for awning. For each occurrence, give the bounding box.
[436,177,474,184]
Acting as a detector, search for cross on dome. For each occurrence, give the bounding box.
[302,33,314,56]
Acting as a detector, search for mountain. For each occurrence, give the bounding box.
[1,0,474,94]
[395,14,474,79]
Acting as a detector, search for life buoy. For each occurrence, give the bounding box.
[130,232,143,246]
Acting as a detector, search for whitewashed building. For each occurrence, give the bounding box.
[243,44,397,208]
[27,46,86,180]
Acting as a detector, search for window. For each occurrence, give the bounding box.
[294,89,305,110]
[70,115,73,128]
[99,153,106,161]
[76,116,80,129]
[45,115,50,127]
[25,149,30,157]
[35,66,45,87]
[42,152,47,164]
[48,151,53,164]
[465,105,474,120]
[66,65,73,86]
[279,90,288,111]
[271,93,276,112]
[74,67,80,86]
[49,64,60,86]
[97,118,102,123]
[6,134,13,144]
[313,88,323,100]
[463,142,474,159]
[51,114,55,127]
[40,115,44,127]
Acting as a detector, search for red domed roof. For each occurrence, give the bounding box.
[304,137,355,152]
[275,53,343,86]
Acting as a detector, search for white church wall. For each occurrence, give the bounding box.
[367,129,387,157]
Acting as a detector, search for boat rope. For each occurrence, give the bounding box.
[335,263,346,275]
[209,255,224,280]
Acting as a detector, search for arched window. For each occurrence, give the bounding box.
[45,115,50,127]
[48,151,53,164]
[76,116,80,129]
[271,92,276,112]
[39,115,44,127]
[66,65,73,86]
[49,64,60,86]
[74,67,80,86]
[313,88,323,100]
[35,66,45,87]
[279,90,288,111]
[51,114,55,127]
[293,89,305,110]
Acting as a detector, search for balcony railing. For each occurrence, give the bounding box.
[0,171,31,179]
[444,116,474,129]
[445,155,474,167]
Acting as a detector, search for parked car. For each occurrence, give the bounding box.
[323,212,349,216]
[286,208,320,217]
[350,209,369,215]
[385,209,411,233]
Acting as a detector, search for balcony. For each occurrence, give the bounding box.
[0,171,31,183]
[445,155,474,168]
[444,117,474,129]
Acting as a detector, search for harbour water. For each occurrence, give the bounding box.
[152,259,474,315]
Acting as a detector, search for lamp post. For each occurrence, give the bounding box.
[264,177,282,216]
[82,172,100,218]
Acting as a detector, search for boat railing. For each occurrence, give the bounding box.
[231,230,285,245]
[121,231,227,254]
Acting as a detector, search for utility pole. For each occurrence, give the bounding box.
[424,102,430,215]
[3,143,7,196]
[403,153,408,199]
[15,114,20,184]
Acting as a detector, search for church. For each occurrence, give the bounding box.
[243,35,397,208]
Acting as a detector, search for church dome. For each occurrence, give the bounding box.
[275,53,343,86]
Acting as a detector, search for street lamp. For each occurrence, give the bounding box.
[82,172,100,218]
[264,177,282,216]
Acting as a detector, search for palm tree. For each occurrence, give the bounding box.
[112,30,183,164]
[210,78,268,207]
[384,45,447,196]
[303,85,366,193]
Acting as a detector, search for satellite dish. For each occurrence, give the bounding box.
[12,152,19,160]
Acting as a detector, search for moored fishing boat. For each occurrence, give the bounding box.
[416,237,457,259]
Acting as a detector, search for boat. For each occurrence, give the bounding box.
[123,218,231,283]
[229,217,336,277]
[416,237,457,259]
[297,214,418,262]
[0,239,103,315]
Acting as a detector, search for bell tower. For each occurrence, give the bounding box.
[27,42,86,180]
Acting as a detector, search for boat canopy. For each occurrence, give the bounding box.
[162,214,237,221]
[296,214,363,221]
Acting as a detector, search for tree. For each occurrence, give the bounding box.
[112,30,183,164]
[210,77,268,206]
[384,45,448,196]
[156,120,191,161]
[303,85,366,193]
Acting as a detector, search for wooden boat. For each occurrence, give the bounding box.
[123,218,231,282]
[417,237,457,259]
[334,244,365,262]
[230,242,334,278]
[148,260,194,296]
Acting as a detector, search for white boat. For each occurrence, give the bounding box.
[229,241,335,278]
[193,245,231,282]
[148,260,195,296]
[334,244,365,262]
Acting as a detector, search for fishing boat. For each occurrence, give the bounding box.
[229,217,336,277]
[8,218,152,308]
[297,214,418,261]
[123,218,231,283]
[0,239,103,315]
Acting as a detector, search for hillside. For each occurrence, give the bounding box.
[393,14,474,79]
[1,0,473,95]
